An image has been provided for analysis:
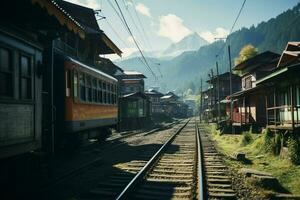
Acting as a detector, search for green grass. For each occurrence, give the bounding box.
[206,124,300,195]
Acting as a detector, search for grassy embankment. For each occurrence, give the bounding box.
[206,124,300,196]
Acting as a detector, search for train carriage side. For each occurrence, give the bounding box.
[53,56,118,148]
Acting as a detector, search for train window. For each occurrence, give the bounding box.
[73,71,78,98]
[108,83,111,104]
[92,78,97,102]
[103,82,107,104]
[79,73,86,101]
[86,75,92,102]
[20,55,32,99]
[98,80,102,103]
[65,70,71,97]
[0,48,13,97]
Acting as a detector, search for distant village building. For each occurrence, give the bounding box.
[118,71,146,95]
[145,89,164,114]
[116,70,151,130]
[161,92,188,118]
[201,72,240,122]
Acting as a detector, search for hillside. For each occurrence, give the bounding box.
[116,3,300,94]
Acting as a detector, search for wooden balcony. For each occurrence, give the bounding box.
[267,105,300,130]
[232,112,250,125]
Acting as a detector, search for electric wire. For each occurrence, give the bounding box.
[113,0,157,79]
[216,0,247,57]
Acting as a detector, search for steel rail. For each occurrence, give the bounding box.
[40,121,181,193]
[115,119,190,200]
[196,120,204,200]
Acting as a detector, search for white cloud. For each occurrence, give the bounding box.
[105,47,137,61]
[64,0,101,9]
[127,36,135,44]
[199,27,229,43]
[135,3,151,17]
[158,14,192,43]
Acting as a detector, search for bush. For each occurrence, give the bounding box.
[287,136,300,165]
[240,131,253,146]
[262,128,276,154]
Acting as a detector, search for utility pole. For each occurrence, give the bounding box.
[216,60,220,123]
[228,45,233,123]
[199,78,203,122]
[210,69,214,122]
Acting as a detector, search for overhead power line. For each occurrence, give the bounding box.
[216,0,247,57]
[113,0,157,79]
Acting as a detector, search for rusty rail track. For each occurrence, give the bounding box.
[198,124,236,199]
[83,118,204,200]
[40,120,182,194]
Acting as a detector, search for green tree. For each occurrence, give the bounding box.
[234,44,258,65]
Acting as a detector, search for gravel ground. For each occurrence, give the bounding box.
[37,122,184,200]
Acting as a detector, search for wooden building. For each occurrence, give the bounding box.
[202,72,241,122]
[119,92,151,131]
[230,51,280,131]
[145,89,164,114]
[117,71,146,95]
[116,70,151,130]
[0,0,84,158]
[257,42,300,132]
[161,92,188,118]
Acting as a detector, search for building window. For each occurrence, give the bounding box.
[0,48,13,97]
[20,55,32,99]
[86,75,92,102]
[79,73,86,101]
[73,71,78,98]
[243,76,252,90]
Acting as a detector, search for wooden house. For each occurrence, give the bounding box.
[230,51,280,130]
[0,0,84,158]
[257,42,300,132]
[119,92,151,131]
[206,72,241,122]
[117,71,146,95]
[116,70,151,130]
[145,89,164,115]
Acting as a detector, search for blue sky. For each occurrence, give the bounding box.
[66,0,299,59]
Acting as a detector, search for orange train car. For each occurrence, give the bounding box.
[53,55,118,147]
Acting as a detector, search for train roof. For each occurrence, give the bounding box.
[68,57,118,82]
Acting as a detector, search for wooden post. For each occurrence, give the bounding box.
[200,78,203,122]
[274,89,277,126]
[211,69,215,121]
[265,94,268,126]
[216,61,220,122]
[291,85,295,131]
[243,96,246,125]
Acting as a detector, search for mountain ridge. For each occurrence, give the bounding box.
[116,3,300,94]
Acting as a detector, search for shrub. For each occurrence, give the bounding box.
[274,133,282,155]
[262,128,276,154]
[240,131,253,146]
[287,136,300,165]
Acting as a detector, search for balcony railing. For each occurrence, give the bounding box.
[232,112,250,124]
[267,105,300,129]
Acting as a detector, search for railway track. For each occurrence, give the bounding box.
[198,124,236,199]
[81,119,203,200]
[40,121,182,193]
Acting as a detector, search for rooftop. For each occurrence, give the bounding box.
[57,0,122,56]
[233,51,280,71]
